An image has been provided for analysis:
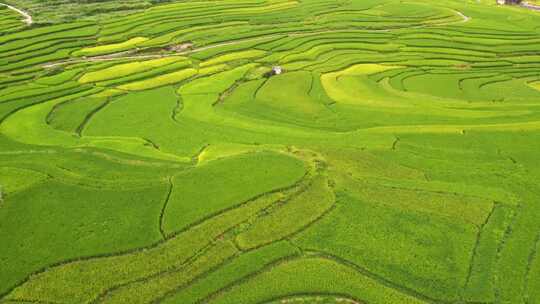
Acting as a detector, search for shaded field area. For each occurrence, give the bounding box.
[1,0,540,303]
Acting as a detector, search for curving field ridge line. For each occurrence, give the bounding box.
[0,2,32,25]
[41,8,470,69]
[41,30,354,68]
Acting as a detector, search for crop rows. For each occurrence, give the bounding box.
[1,0,540,303]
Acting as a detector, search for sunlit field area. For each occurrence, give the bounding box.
[1,0,540,303]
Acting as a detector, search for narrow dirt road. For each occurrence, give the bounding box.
[0,2,32,25]
[41,9,469,69]
[522,2,540,11]
[41,29,389,68]
[455,11,471,23]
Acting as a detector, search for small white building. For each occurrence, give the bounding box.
[272,66,283,75]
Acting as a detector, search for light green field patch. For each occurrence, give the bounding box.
[278,43,400,65]
[221,70,355,131]
[163,151,306,235]
[330,64,402,77]
[35,69,83,86]
[228,0,298,13]
[236,175,335,250]
[117,68,197,91]
[359,120,540,135]
[198,63,229,76]
[48,96,108,133]
[198,143,283,164]
[0,167,48,196]
[139,21,248,48]
[92,88,126,98]
[200,50,267,67]
[364,176,519,207]
[0,93,190,162]
[180,64,255,95]
[0,180,168,298]
[294,192,477,301]
[4,183,296,304]
[160,241,299,304]
[73,37,149,57]
[321,64,403,107]
[526,238,540,304]
[346,180,493,227]
[210,257,427,304]
[464,204,514,302]
[79,57,189,83]
[529,81,540,92]
[90,240,238,304]
[257,71,327,115]
[3,0,540,302]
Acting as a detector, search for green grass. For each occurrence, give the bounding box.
[95,240,239,304]
[2,0,540,303]
[48,96,109,133]
[117,67,197,90]
[236,175,334,250]
[78,57,189,83]
[0,6,25,34]
[73,37,149,57]
[200,50,267,67]
[2,0,154,23]
[162,151,306,235]
[463,204,514,302]
[208,257,427,304]
[293,192,478,301]
[0,180,168,296]
[0,166,47,195]
[160,241,300,304]
[5,176,301,303]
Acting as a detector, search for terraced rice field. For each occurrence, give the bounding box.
[1,0,540,303]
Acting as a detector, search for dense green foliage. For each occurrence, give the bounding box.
[3,0,160,23]
[1,0,540,303]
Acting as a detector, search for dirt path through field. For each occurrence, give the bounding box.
[42,9,469,69]
[455,10,471,23]
[41,29,393,68]
[522,2,540,11]
[0,2,32,25]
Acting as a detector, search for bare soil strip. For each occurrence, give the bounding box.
[0,2,32,25]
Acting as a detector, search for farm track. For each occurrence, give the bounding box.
[521,3,540,11]
[0,2,31,25]
[0,151,317,299]
[41,31,366,68]
[41,8,471,69]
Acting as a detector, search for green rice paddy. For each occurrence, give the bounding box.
[1,0,540,303]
